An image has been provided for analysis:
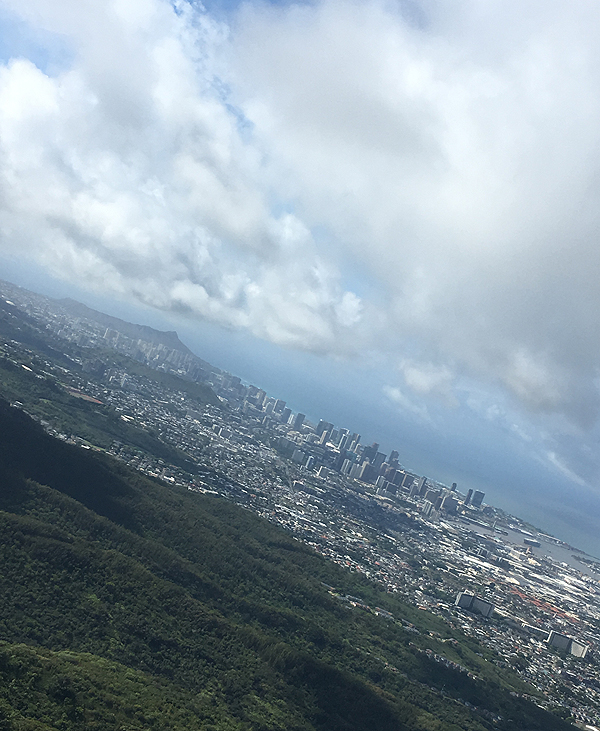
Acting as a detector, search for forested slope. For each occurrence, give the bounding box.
[0,400,572,730]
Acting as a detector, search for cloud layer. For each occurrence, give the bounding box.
[0,0,363,352]
[231,0,600,428]
[3,0,600,439]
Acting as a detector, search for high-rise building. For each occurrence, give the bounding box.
[281,407,291,424]
[362,443,379,463]
[424,489,440,504]
[247,387,266,407]
[390,470,403,486]
[441,495,458,514]
[401,473,415,489]
[316,420,333,437]
[274,399,286,414]
[349,434,361,451]
[341,459,353,475]
[464,488,473,506]
[349,463,362,479]
[422,501,435,518]
[359,461,375,483]
[334,429,348,448]
[471,490,485,508]
[292,413,306,431]
[372,452,386,471]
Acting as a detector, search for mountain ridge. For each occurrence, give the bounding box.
[0,398,572,731]
[58,297,196,357]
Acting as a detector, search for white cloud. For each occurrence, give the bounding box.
[3,0,600,437]
[545,451,587,487]
[0,0,363,353]
[383,385,431,423]
[399,359,456,405]
[230,0,600,427]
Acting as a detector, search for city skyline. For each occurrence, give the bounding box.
[3,273,600,560]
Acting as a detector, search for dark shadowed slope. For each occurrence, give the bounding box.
[0,400,573,731]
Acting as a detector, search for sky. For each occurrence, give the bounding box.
[1,0,600,555]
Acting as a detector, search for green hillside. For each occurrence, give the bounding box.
[0,354,201,471]
[0,400,572,730]
[0,294,221,418]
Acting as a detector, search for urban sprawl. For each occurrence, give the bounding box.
[2,279,600,729]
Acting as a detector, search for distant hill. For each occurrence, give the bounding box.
[0,296,221,452]
[1,278,218,377]
[0,399,572,731]
[58,297,197,357]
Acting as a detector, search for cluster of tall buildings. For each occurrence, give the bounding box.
[463,488,485,508]
[207,370,488,514]
[232,382,303,428]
